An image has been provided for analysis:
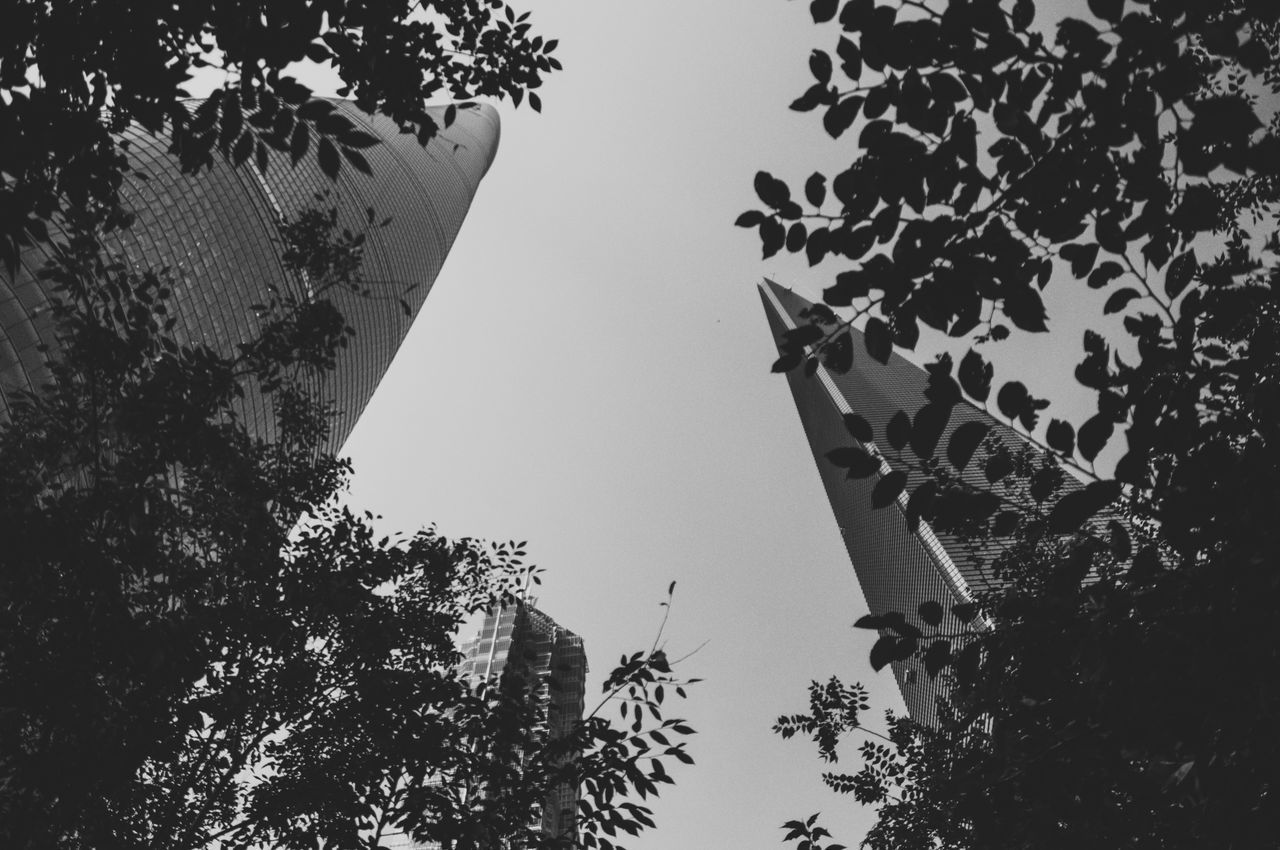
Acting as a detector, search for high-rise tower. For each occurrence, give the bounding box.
[760,279,1025,724]
[0,102,500,450]
[383,602,588,849]
[458,602,589,841]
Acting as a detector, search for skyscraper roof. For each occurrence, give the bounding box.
[0,102,500,450]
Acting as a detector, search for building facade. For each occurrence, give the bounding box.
[384,602,588,849]
[759,280,1027,724]
[0,101,500,450]
[458,602,589,841]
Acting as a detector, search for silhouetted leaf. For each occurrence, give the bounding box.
[952,603,979,623]
[755,171,792,208]
[811,0,839,23]
[843,413,874,442]
[911,402,951,460]
[1087,261,1124,290]
[906,480,937,530]
[827,446,880,477]
[985,450,1014,483]
[923,639,951,676]
[1060,242,1100,278]
[1049,480,1122,534]
[1104,288,1142,314]
[997,381,1030,422]
[805,172,827,207]
[736,210,766,228]
[886,410,911,451]
[761,218,786,258]
[918,601,943,627]
[864,316,892,363]
[771,351,802,373]
[872,470,908,508]
[1077,413,1115,462]
[824,96,862,138]
[947,421,990,472]
[1046,419,1075,456]
[958,350,992,402]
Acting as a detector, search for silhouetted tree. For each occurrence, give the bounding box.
[0,209,693,850]
[1,0,561,268]
[743,0,1279,846]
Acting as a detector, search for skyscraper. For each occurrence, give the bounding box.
[760,279,1023,724]
[383,602,588,849]
[0,101,500,450]
[458,602,589,841]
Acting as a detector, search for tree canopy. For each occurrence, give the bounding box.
[1,0,561,268]
[743,0,1280,846]
[0,205,696,849]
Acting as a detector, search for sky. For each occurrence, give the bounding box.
[319,1,1100,847]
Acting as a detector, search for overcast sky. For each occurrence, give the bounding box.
[328,1,1100,847]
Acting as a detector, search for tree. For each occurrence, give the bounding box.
[742,0,1280,846]
[0,204,695,849]
[1,0,561,269]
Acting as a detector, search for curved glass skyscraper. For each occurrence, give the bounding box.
[0,102,500,449]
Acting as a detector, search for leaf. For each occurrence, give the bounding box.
[1165,249,1197,299]
[996,381,1030,422]
[869,635,898,671]
[317,137,341,180]
[810,50,833,84]
[754,171,792,208]
[1077,413,1115,462]
[906,480,938,530]
[1048,480,1122,534]
[1060,242,1100,278]
[947,421,990,472]
[1012,0,1034,29]
[854,614,890,629]
[1087,0,1123,22]
[958,349,993,402]
[843,413,874,442]
[771,351,802,373]
[826,446,880,477]
[805,172,827,207]
[886,410,911,451]
[836,36,862,80]
[823,96,862,138]
[911,402,951,460]
[289,121,310,165]
[342,146,371,175]
[811,0,839,22]
[985,450,1014,483]
[918,601,943,627]
[735,210,766,228]
[1004,285,1048,332]
[923,639,951,676]
[952,602,979,623]
[1087,261,1124,290]
[872,470,907,508]
[761,218,786,259]
[1046,419,1075,455]
[1104,288,1141,314]
[864,316,892,363]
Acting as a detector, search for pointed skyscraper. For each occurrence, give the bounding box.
[760,279,1033,724]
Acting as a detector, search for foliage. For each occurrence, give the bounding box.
[1,0,561,268]
[0,216,695,849]
[746,0,1280,846]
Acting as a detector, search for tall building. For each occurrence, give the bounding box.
[0,101,500,450]
[384,602,588,849]
[760,280,1023,725]
[458,602,589,841]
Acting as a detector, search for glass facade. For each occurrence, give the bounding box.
[760,280,1032,725]
[0,102,500,452]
